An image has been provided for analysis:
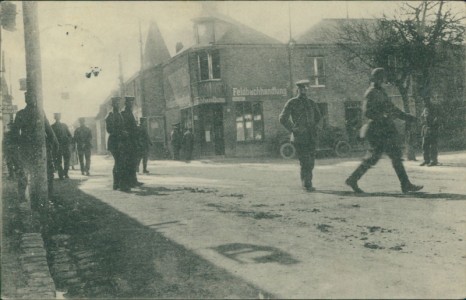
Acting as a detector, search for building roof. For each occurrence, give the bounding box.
[296,18,378,44]
[192,6,282,45]
[143,21,171,69]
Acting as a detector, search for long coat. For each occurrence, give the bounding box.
[279,95,322,145]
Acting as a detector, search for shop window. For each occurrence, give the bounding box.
[235,102,264,141]
[198,50,221,81]
[309,57,326,87]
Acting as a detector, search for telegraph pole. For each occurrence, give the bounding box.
[22,1,48,210]
[139,21,146,117]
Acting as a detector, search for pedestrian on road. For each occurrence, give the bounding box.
[51,113,73,179]
[182,127,194,162]
[137,117,153,173]
[121,96,143,188]
[420,100,440,166]
[345,68,423,193]
[12,92,58,203]
[106,97,130,191]
[170,123,182,160]
[279,79,322,192]
[69,139,78,170]
[74,117,92,176]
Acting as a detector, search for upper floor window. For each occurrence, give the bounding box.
[310,57,326,87]
[198,50,221,81]
[196,22,214,45]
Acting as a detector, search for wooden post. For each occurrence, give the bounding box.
[22,1,48,211]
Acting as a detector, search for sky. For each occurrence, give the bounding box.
[2,1,464,124]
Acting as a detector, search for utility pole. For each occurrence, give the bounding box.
[139,21,146,117]
[118,53,125,98]
[22,1,48,210]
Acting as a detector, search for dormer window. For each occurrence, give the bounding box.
[196,22,215,45]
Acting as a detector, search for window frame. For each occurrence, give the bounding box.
[235,101,265,143]
[197,50,221,82]
[309,56,326,87]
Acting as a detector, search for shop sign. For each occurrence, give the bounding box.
[193,97,225,105]
[232,87,287,97]
[1,104,17,114]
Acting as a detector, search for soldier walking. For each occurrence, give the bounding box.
[420,100,440,166]
[51,113,73,179]
[74,118,92,176]
[137,117,153,173]
[345,68,423,193]
[279,79,322,192]
[121,96,143,188]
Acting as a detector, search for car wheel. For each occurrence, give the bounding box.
[280,142,296,159]
[335,141,351,157]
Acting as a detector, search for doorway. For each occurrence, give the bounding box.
[200,104,225,155]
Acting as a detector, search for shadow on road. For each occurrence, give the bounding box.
[212,243,299,265]
[42,178,274,299]
[317,189,466,201]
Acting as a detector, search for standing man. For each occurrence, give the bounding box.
[51,113,73,179]
[420,100,440,166]
[121,96,142,187]
[345,68,423,193]
[106,97,130,191]
[12,92,58,202]
[279,79,322,192]
[137,117,153,174]
[182,127,194,162]
[74,118,92,176]
[170,123,182,160]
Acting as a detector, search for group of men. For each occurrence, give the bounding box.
[105,96,152,192]
[280,68,431,194]
[50,113,92,178]
[3,92,93,203]
[170,123,194,162]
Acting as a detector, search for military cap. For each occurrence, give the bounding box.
[111,97,120,105]
[172,122,180,126]
[140,117,147,122]
[54,113,61,118]
[79,117,85,122]
[125,96,135,103]
[370,68,385,82]
[295,79,311,87]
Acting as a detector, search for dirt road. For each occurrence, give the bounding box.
[62,152,466,298]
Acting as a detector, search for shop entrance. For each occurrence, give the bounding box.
[199,104,225,156]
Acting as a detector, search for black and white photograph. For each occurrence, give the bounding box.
[1,1,465,298]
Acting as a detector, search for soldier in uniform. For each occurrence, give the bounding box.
[137,117,153,173]
[12,92,58,203]
[345,68,423,193]
[170,123,182,160]
[279,79,322,192]
[51,113,73,179]
[106,97,129,191]
[74,118,92,176]
[182,126,194,162]
[419,100,440,166]
[121,96,143,188]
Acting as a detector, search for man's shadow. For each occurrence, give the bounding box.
[317,189,466,200]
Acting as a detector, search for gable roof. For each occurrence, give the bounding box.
[296,18,378,44]
[143,21,171,69]
[193,8,282,45]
